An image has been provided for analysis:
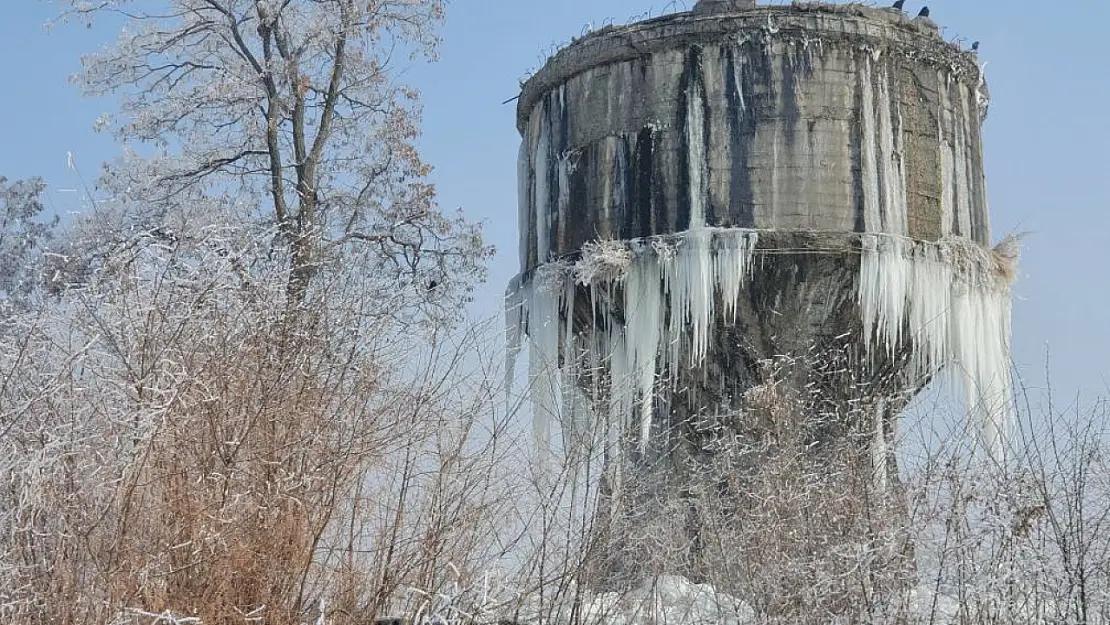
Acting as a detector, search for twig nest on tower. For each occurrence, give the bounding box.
[575,240,633,285]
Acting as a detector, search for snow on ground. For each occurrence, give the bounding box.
[515,575,755,625]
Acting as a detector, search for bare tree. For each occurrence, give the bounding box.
[61,0,490,308]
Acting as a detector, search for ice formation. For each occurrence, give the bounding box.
[507,228,760,452]
[507,229,1014,459]
[859,56,910,236]
[858,234,1014,458]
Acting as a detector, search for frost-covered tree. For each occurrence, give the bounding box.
[0,3,506,623]
[0,176,54,317]
[62,0,489,308]
[0,211,514,622]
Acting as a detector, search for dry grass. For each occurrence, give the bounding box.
[0,225,515,625]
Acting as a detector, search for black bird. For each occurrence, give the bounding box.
[892,0,905,9]
[971,41,980,52]
[917,6,930,17]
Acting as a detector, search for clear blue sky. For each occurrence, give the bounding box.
[2,1,1108,404]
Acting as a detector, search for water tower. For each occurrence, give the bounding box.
[506,0,1015,595]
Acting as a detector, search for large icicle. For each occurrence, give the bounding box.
[715,231,758,322]
[857,233,1014,459]
[527,264,567,454]
[517,140,531,269]
[686,72,708,228]
[624,242,663,448]
[669,229,715,368]
[505,275,525,394]
[532,104,551,265]
[860,56,910,235]
[872,399,890,493]
[875,66,908,236]
[938,74,956,237]
[508,229,759,452]
[953,85,973,238]
[860,57,882,233]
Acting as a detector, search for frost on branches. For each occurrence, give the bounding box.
[0,176,54,319]
[59,0,489,308]
[507,228,1016,458]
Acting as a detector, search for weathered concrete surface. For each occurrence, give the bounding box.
[693,0,757,14]
[516,3,990,272]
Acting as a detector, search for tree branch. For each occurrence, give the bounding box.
[308,0,351,172]
[253,1,291,230]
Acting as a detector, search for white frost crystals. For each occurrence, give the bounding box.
[507,228,1016,458]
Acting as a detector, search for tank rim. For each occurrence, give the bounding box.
[516,2,982,134]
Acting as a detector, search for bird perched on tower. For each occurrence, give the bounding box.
[892,0,905,10]
[917,6,930,18]
[972,41,980,52]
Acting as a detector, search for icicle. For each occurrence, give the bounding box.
[606,327,628,523]
[938,74,956,236]
[560,275,579,450]
[730,53,748,120]
[528,265,565,455]
[858,234,879,348]
[607,325,630,438]
[876,67,908,236]
[908,242,952,375]
[558,153,572,253]
[975,60,991,115]
[715,230,758,322]
[517,140,532,269]
[686,75,708,228]
[951,282,1012,460]
[625,245,663,449]
[514,229,761,454]
[613,137,629,219]
[606,324,629,501]
[533,105,552,264]
[860,58,882,233]
[514,225,1010,462]
[858,233,1013,460]
[858,234,910,356]
[954,86,972,238]
[668,229,715,367]
[872,399,889,493]
[504,275,525,395]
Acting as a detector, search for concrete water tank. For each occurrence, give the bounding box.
[506,0,1014,590]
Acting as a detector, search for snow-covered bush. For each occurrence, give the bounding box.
[0,208,510,623]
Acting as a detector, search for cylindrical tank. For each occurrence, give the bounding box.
[516,2,990,269]
[507,0,1013,599]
